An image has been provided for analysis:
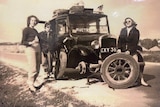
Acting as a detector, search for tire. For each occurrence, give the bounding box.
[101,53,139,89]
[55,50,67,79]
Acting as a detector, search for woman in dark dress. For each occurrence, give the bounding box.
[118,17,151,87]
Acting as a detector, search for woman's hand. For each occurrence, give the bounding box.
[117,49,121,53]
[125,50,130,55]
[28,36,39,45]
[28,41,34,45]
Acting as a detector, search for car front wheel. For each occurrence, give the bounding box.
[55,50,67,79]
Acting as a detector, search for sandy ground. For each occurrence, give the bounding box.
[0,52,160,107]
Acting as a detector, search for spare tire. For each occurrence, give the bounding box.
[101,53,139,89]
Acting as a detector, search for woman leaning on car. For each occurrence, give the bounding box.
[118,17,151,87]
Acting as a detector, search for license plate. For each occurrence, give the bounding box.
[100,47,117,53]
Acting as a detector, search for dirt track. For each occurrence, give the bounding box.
[0,52,160,107]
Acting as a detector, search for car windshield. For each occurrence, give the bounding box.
[69,14,109,34]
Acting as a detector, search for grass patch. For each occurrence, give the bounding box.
[143,51,160,63]
[0,62,98,107]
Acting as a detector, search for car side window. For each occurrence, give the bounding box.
[57,19,68,36]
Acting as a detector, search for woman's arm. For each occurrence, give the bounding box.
[21,28,29,46]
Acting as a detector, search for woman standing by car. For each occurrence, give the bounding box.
[21,15,41,92]
[118,17,151,87]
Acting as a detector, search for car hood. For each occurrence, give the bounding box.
[74,34,110,43]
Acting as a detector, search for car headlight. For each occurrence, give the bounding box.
[91,40,100,49]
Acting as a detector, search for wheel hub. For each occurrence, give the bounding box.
[116,66,125,74]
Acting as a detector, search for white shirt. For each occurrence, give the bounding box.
[127,27,133,36]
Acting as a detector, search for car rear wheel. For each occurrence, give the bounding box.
[101,53,139,89]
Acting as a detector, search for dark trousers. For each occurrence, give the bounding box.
[42,51,53,74]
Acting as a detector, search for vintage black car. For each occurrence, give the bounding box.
[44,5,140,89]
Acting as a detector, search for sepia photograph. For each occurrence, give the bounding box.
[0,0,160,107]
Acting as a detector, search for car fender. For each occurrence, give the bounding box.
[67,45,99,68]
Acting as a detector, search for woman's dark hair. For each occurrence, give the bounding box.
[27,15,39,27]
[123,17,137,27]
[44,22,51,28]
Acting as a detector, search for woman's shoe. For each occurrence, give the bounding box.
[141,84,151,87]
[141,78,151,87]
[29,85,37,92]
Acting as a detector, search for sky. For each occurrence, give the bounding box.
[0,0,160,42]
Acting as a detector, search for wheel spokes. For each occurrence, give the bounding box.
[117,75,121,80]
[122,62,128,67]
[109,70,115,74]
[124,67,131,71]
[118,59,122,65]
[108,59,132,81]
[112,74,118,79]
[108,66,115,71]
[112,61,118,67]
[121,75,127,80]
